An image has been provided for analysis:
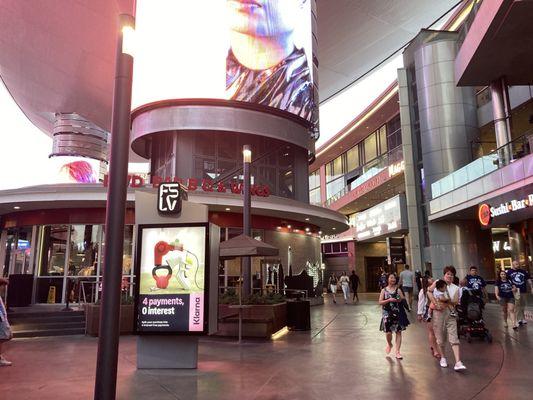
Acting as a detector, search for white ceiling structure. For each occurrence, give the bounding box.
[0,0,460,158]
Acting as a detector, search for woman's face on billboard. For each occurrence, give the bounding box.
[227,0,303,38]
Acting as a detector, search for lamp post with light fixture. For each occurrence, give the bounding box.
[242,144,252,297]
[94,14,135,400]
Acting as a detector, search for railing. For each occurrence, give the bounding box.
[431,133,533,199]
[324,146,404,207]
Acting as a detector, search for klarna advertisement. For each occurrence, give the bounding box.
[134,224,209,334]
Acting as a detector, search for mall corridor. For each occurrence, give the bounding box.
[1,296,532,400]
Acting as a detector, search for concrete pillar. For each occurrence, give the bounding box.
[410,31,481,278]
[490,77,512,148]
[398,67,425,271]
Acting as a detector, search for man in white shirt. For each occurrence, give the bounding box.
[399,264,415,309]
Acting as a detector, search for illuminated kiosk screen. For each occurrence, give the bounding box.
[132,0,316,123]
[134,224,209,334]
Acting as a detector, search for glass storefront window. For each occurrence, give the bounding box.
[68,225,101,276]
[309,170,320,190]
[219,134,237,159]
[195,132,216,156]
[309,187,321,205]
[37,225,69,277]
[346,145,359,172]
[364,133,377,163]
[378,125,387,155]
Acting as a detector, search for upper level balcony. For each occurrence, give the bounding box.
[324,146,405,213]
[430,132,533,218]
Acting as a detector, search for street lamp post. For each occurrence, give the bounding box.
[94,14,134,400]
[242,145,252,297]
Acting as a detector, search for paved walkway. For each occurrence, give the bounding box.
[1,295,533,400]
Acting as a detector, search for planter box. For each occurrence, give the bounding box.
[85,304,134,336]
[217,302,287,338]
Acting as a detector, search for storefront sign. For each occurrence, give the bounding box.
[478,194,533,226]
[388,160,405,177]
[354,194,407,241]
[134,224,209,334]
[158,183,182,215]
[103,174,270,197]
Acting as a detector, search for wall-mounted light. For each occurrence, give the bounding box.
[13,206,20,210]
[225,207,231,211]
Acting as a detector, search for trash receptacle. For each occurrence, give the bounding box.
[286,299,311,331]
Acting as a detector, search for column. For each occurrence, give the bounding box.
[490,77,512,163]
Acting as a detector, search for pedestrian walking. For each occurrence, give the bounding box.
[399,264,415,310]
[328,273,338,304]
[428,266,466,371]
[417,276,440,359]
[378,267,388,290]
[0,277,12,367]
[339,271,350,304]
[495,270,518,330]
[379,273,409,360]
[506,260,532,326]
[350,270,360,303]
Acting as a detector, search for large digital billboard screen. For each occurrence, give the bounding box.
[132,0,316,124]
[134,224,209,334]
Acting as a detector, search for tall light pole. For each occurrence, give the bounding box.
[94,14,135,400]
[242,144,252,297]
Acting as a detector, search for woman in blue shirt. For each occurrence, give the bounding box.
[495,270,518,330]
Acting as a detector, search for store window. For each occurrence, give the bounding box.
[309,170,321,205]
[364,133,377,163]
[378,125,387,155]
[387,115,402,151]
[37,225,69,277]
[346,145,360,173]
[68,225,101,276]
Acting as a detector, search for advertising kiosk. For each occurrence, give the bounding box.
[134,188,219,369]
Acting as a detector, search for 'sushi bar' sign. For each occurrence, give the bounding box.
[478,194,533,226]
[103,175,270,197]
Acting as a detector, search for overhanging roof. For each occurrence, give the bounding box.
[455,0,533,86]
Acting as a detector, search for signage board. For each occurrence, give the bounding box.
[134,223,209,334]
[132,0,317,125]
[355,194,407,241]
[478,194,533,226]
[158,183,182,215]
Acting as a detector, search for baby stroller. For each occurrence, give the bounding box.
[456,288,492,343]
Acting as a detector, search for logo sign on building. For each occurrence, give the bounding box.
[134,224,209,334]
[355,194,407,241]
[478,203,491,226]
[158,183,182,215]
[478,194,533,226]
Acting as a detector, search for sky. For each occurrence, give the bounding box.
[0,54,402,191]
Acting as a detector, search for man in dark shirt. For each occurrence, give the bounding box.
[464,266,487,294]
[226,0,317,125]
[507,260,533,325]
[349,270,360,303]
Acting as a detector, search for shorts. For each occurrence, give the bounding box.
[499,297,515,305]
[432,308,459,346]
[402,286,413,294]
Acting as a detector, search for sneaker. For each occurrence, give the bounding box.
[0,356,12,367]
[521,320,528,325]
[454,361,467,371]
[439,357,448,368]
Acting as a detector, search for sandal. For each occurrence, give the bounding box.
[396,352,403,359]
